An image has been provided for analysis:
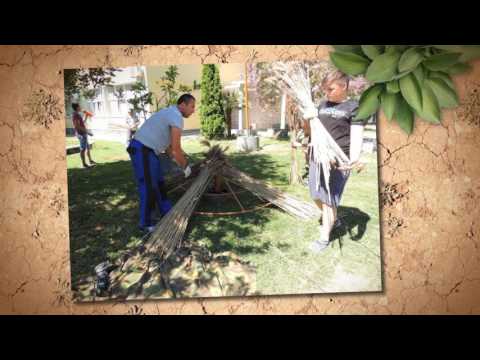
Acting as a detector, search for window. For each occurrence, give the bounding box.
[93,101,103,113]
[110,100,119,114]
[120,101,129,114]
[94,88,102,101]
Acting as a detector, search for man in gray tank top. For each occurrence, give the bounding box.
[127,94,196,233]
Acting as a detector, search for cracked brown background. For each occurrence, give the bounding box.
[1,45,479,314]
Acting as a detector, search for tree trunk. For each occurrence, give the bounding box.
[287,96,302,185]
[214,174,224,193]
[289,138,301,185]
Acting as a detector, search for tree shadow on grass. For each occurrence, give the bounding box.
[185,211,273,256]
[227,152,289,185]
[183,144,289,185]
[68,159,142,288]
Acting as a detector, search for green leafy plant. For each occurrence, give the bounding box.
[200,64,226,139]
[154,65,193,111]
[127,81,153,121]
[329,45,480,134]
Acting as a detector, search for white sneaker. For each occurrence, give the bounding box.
[140,225,156,233]
[309,239,329,254]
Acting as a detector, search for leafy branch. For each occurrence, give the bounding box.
[127,81,153,121]
[154,65,193,111]
[64,67,119,101]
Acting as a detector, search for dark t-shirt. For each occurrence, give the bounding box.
[317,99,361,157]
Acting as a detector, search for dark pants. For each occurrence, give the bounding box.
[127,139,173,228]
[308,160,350,208]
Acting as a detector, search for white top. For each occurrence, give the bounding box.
[126,114,140,131]
[133,105,184,154]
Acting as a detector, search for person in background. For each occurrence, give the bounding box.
[127,94,196,233]
[125,109,140,148]
[71,103,97,168]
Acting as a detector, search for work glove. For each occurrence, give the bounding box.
[303,107,318,120]
[184,165,192,178]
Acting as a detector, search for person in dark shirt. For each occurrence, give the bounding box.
[303,71,367,253]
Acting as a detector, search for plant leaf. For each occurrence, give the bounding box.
[423,52,462,71]
[433,45,480,62]
[429,71,455,90]
[395,97,414,134]
[432,45,464,52]
[355,84,383,120]
[361,45,384,60]
[425,77,459,108]
[398,47,424,73]
[432,45,459,50]
[412,65,425,85]
[386,80,400,93]
[399,73,423,113]
[386,45,408,53]
[419,82,441,123]
[381,91,399,121]
[365,51,402,83]
[391,69,414,80]
[458,46,480,62]
[329,51,370,76]
[331,45,364,55]
[445,62,472,75]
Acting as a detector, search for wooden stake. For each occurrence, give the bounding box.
[214,174,224,193]
[244,62,250,133]
[225,179,245,211]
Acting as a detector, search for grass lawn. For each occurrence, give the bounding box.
[67,137,382,300]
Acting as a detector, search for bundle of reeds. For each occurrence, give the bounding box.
[163,161,203,193]
[199,139,229,162]
[270,61,351,200]
[144,157,224,259]
[144,138,321,262]
[222,165,321,220]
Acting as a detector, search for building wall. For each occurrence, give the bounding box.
[110,66,144,86]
